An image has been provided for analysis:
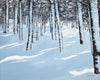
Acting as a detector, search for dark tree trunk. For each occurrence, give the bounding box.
[4,0,9,33]
[77,1,84,44]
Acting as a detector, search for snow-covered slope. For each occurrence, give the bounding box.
[0,20,100,80]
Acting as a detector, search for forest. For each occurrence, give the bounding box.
[0,0,100,80]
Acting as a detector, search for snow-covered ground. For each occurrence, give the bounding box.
[0,20,100,80]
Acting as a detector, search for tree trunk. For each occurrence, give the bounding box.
[51,2,55,40]
[88,0,100,74]
[6,0,9,32]
[26,0,32,50]
[77,1,84,44]
[14,2,18,34]
[19,1,23,40]
[55,0,63,52]
[3,6,5,33]
[4,0,9,33]
[30,0,33,49]
[97,0,100,28]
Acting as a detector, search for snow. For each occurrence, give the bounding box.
[0,20,100,80]
[55,51,91,61]
[69,68,94,76]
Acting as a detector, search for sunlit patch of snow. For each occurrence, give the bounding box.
[0,31,3,33]
[55,51,91,61]
[38,47,57,54]
[9,19,13,22]
[62,27,78,38]
[0,34,13,37]
[11,60,28,63]
[8,43,25,48]
[69,68,94,76]
[78,51,91,55]
[35,61,46,64]
[44,31,51,36]
[55,55,77,60]
[0,53,46,64]
[63,31,78,38]
[7,29,13,33]
[0,43,24,49]
[0,47,57,64]
[64,41,77,47]
[0,43,19,49]
[0,55,38,64]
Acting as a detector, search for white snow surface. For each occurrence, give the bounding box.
[0,20,100,80]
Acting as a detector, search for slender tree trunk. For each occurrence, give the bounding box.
[3,6,5,33]
[30,1,33,49]
[55,0,63,52]
[19,1,23,40]
[4,0,9,33]
[77,1,84,44]
[49,9,53,39]
[40,11,43,36]
[36,11,39,41]
[19,1,21,39]
[52,2,55,39]
[26,0,32,50]
[54,17,57,40]
[6,0,9,32]
[14,2,18,34]
[88,0,100,74]
[88,7,93,55]
[43,21,46,33]
[13,5,15,33]
[97,0,100,28]
[50,1,55,40]
[30,15,35,45]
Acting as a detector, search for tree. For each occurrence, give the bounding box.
[14,1,18,34]
[77,1,84,44]
[4,0,9,33]
[88,0,100,74]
